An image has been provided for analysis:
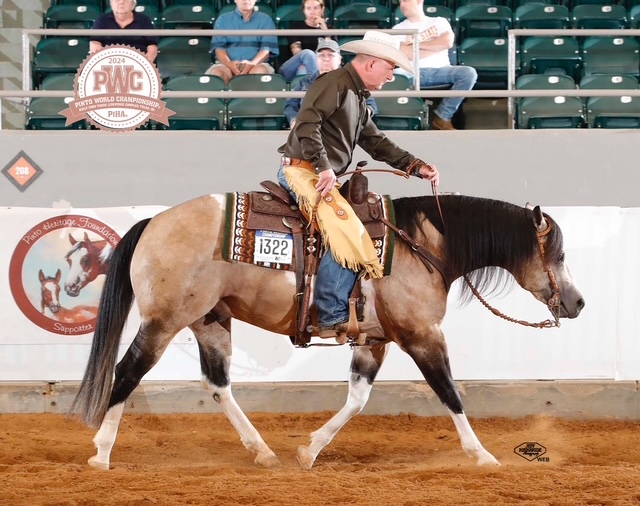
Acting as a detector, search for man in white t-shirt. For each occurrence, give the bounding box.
[393,0,477,130]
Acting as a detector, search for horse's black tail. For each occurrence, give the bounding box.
[68,218,152,429]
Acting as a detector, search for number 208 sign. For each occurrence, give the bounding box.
[254,230,293,265]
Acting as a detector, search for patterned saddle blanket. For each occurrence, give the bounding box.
[222,188,396,275]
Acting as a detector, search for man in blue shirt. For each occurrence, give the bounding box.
[284,38,377,128]
[206,0,279,85]
[90,0,158,62]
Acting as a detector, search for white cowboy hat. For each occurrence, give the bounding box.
[339,30,413,74]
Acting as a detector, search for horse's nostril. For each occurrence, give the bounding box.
[577,298,585,311]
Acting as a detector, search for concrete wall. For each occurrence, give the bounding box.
[1,129,638,208]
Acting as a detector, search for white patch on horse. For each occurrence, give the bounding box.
[449,410,500,466]
[88,402,125,470]
[99,244,112,263]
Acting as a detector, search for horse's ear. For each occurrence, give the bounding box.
[55,269,61,282]
[69,233,77,245]
[532,205,548,232]
[84,232,90,243]
[38,270,45,282]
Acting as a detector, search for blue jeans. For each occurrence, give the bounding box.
[414,66,477,121]
[277,164,356,328]
[277,50,318,82]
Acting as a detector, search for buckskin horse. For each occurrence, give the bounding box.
[69,188,585,470]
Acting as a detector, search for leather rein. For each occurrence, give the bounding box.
[338,168,562,329]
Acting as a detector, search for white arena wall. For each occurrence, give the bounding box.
[0,129,639,418]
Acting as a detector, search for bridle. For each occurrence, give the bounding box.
[462,221,562,329]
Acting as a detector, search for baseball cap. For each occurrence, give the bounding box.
[316,38,340,54]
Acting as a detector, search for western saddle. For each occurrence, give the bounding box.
[244,166,387,347]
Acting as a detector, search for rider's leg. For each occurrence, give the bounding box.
[315,250,358,330]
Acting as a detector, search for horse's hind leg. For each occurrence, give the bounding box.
[189,316,281,469]
[297,343,389,470]
[403,328,499,466]
[89,322,176,470]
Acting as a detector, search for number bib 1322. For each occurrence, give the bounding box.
[254,230,293,265]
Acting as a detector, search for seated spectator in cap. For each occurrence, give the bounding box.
[284,38,378,129]
[90,0,158,62]
[277,0,333,82]
[206,0,279,85]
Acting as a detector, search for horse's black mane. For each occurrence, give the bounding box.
[392,195,564,299]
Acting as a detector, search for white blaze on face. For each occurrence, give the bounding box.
[44,280,61,312]
[65,245,90,295]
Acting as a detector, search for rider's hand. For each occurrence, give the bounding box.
[418,163,439,188]
[315,169,337,197]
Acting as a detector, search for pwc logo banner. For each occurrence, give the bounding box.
[60,45,175,132]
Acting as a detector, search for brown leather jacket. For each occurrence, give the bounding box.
[278,62,417,175]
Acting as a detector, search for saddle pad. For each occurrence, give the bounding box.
[223,192,396,276]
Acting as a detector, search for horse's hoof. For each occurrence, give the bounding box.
[88,455,109,470]
[254,452,281,469]
[476,452,501,467]
[296,445,316,470]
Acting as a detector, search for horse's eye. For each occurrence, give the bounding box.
[559,252,565,263]
[81,256,90,268]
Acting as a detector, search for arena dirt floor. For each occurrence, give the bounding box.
[0,412,638,505]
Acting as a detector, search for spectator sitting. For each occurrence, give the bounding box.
[206,0,279,85]
[277,0,333,82]
[285,38,377,128]
[392,0,477,130]
[90,0,158,62]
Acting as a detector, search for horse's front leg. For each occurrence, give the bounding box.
[189,317,281,469]
[297,343,389,470]
[402,326,499,466]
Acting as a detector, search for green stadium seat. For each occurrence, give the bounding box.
[516,74,584,129]
[32,37,90,89]
[521,36,582,81]
[155,36,212,81]
[161,4,216,29]
[50,0,102,10]
[39,73,77,90]
[27,71,85,130]
[26,97,85,130]
[514,4,570,29]
[227,74,288,130]
[393,4,453,24]
[580,75,640,128]
[630,4,640,28]
[586,96,640,128]
[43,4,101,29]
[455,5,513,41]
[516,73,576,90]
[332,3,392,29]
[275,4,305,27]
[571,4,628,29]
[159,97,225,130]
[581,37,640,77]
[164,74,226,91]
[165,0,216,8]
[579,74,638,90]
[457,37,515,89]
[373,96,427,130]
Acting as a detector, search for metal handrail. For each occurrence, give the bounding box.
[21,27,423,93]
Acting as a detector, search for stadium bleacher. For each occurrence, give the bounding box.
[24,0,640,130]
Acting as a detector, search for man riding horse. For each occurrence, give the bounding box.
[277,30,440,339]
